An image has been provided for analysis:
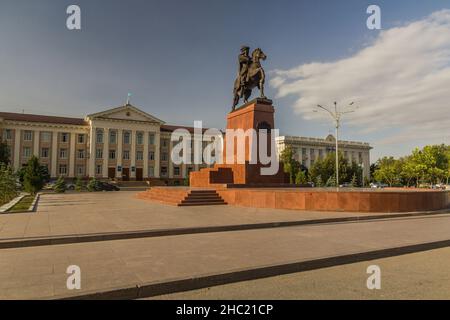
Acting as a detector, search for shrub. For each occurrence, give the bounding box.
[54,176,67,193]
[0,164,18,205]
[74,176,83,192]
[87,178,99,192]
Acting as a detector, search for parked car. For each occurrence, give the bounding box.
[91,181,120,192]
[339,183,353,188]
[100,182,120,191]
[43,181,56,190]
[370,182,388,189]
[66,183,76,191]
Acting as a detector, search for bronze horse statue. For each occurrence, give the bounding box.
[232,48,267,110]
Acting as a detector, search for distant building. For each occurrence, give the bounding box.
[276,135,372,178]
[0,103,213,186]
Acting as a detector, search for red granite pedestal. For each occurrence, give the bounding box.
[190,98,289,188]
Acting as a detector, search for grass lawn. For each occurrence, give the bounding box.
[7,195,35,213]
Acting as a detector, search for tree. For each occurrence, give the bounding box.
[54,176,67,193]
[0,164,18,205]
[326,175,336,187]
[373,157,401,187]
[295,170,308,185]
[350,174,357,188]
[315,175,323,187]
[23,156,45,195]
[74,176,83,192]
[0,140,10,165]
[309,152,353,185]
[280,146,301,184]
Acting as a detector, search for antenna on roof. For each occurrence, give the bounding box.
[126,93,132,105]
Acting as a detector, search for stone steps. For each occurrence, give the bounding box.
[137,188,227,206]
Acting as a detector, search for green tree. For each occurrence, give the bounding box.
[280,146,301,184]
[0,164,18,205]
[74,176,83,192]
[326,175,336,187]
[295,170,308,185]
[54,176,67,193]
[350,174,357,188]
[0,140,10,165]
[23,156,45,195]
[315,175,323,187]
[309,152,352,185]
[373,157,401,187]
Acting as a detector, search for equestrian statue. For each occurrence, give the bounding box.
[232,46,267,111]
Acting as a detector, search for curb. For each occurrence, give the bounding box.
[0,193,40,215]
[54,238,450,300]
[0,209,449,249]
[0,194,25,213]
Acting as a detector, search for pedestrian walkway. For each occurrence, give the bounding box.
[1,213,450,299]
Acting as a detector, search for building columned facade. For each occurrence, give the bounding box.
[276,135,372,179]
[0,103,211,185]
[1,103,372,184]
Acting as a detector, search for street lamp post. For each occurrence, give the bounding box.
[314,101,357,191]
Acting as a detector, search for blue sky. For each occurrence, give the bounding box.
[0,0,449,162]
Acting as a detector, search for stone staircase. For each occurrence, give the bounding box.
[137,187,227,207]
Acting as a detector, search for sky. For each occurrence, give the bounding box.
[0,0,449,162]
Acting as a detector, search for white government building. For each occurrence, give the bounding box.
[276,135,372,179]
[0,102,372,184]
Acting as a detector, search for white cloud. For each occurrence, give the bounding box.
[271,10,450,147]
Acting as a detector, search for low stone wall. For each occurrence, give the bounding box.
[216,189,450,213]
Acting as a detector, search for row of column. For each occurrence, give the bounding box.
[88,128,161,179]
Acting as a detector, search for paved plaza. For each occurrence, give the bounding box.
[0,192,400,245]
[0,192,450,299]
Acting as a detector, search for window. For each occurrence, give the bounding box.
[96,165,102,175]
[109,150,116,160]
[318,149,323,159]
[59,164,67,175]
[61,133,69,143]
[136,151,143,161]
[41,148,49,158]
[149,133,155,145]
[23,147,32,158]
[161,166,168,177]
[174,166,180,176]
[123,150,130,160]
[137,132,143,145]
[23,131,33,141]
[59,148,67,159]
[123,132,131,144]
[161,152,168,161]
[149,151,155,161]
[3,129,12,140]
[77,149,85,159]
[96,130,103,144]
[95,149,102,159]
[148,166,154,177]
[77,134,85,144]
[76,165,85,176]
[41,132,51,142]
[109,131,117,144]
[162,139,168,147]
